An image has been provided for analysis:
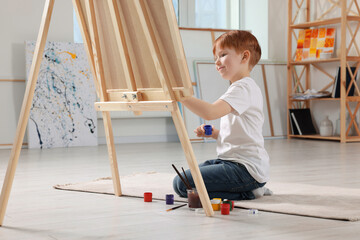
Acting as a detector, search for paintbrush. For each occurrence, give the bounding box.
[181,167,191,188]
[166,203,187,212]
[172,164,192,190]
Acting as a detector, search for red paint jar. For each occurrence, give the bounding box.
[223,200,234,211]
[221,203,230,215]
[144,192,152,202]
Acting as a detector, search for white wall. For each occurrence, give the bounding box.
[0,82,25,145]
[0,0,74,79]
[241,0,269,59]
[0,0,73,146]
[268,0,287,61]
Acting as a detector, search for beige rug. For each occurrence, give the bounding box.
[54,172,360,221]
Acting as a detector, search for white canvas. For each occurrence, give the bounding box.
[25,41,97,148]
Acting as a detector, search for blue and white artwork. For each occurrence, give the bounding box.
[25,41,97,148]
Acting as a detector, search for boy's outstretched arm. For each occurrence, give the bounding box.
[180,96,232,120]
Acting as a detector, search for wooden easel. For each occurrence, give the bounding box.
[0,0,214,225]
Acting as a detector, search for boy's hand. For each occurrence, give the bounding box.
[194,124,214,138]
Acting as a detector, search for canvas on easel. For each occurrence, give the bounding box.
[0,0,214,226]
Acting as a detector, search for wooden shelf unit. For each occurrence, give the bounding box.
[288,134,341,141]
[289,56,360,65]
[287,0,360,143]
[291,96,360,101]
[290,15,360,29]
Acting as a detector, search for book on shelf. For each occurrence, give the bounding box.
[289,108,317,135]
[290,112,301,135]
[331,66,358,98]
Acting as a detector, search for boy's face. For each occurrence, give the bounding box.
[214,45,250,83]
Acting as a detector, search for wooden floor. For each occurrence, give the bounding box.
[0,139,360,239]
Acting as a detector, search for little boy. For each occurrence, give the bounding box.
[173,30,271,200]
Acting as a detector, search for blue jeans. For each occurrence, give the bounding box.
[173,159,265,200]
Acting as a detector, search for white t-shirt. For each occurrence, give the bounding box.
[216,77,269,183]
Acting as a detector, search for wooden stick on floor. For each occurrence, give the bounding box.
[0,0,55,226]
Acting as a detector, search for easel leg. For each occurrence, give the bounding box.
[0,0,55,226]
[171,104,214,217]
[102,111,121,196]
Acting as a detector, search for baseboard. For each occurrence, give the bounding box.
[0,143,28,150]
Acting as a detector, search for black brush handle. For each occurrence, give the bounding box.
[181,167,192,188]
[172,164,192,190]
[166,203,187,212]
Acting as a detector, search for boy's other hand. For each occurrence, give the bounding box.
[194,124,214,138]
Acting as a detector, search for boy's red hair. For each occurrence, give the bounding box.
[213,30,261,69]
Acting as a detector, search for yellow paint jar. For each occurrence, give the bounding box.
[211,198,221,211]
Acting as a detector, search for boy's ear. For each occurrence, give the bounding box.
[242,50,250,62]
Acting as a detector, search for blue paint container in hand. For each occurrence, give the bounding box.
[204,125,212,136]
[166,194,174,205]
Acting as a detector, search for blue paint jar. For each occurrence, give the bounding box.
[166,194,174,205]
[204,125,212,136]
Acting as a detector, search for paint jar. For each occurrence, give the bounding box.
[222,200,234,211]
[144,192,152,202]
[221,203,230,215]
[166,194,174,205]
[211,199,221,211]
[248,209,258,215]
[204,125,212,136]
[187,188,202,210]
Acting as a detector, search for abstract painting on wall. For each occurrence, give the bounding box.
[295,28,336,61]
[25,41,97,148]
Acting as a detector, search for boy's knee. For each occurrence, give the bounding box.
[172,175,187,197]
